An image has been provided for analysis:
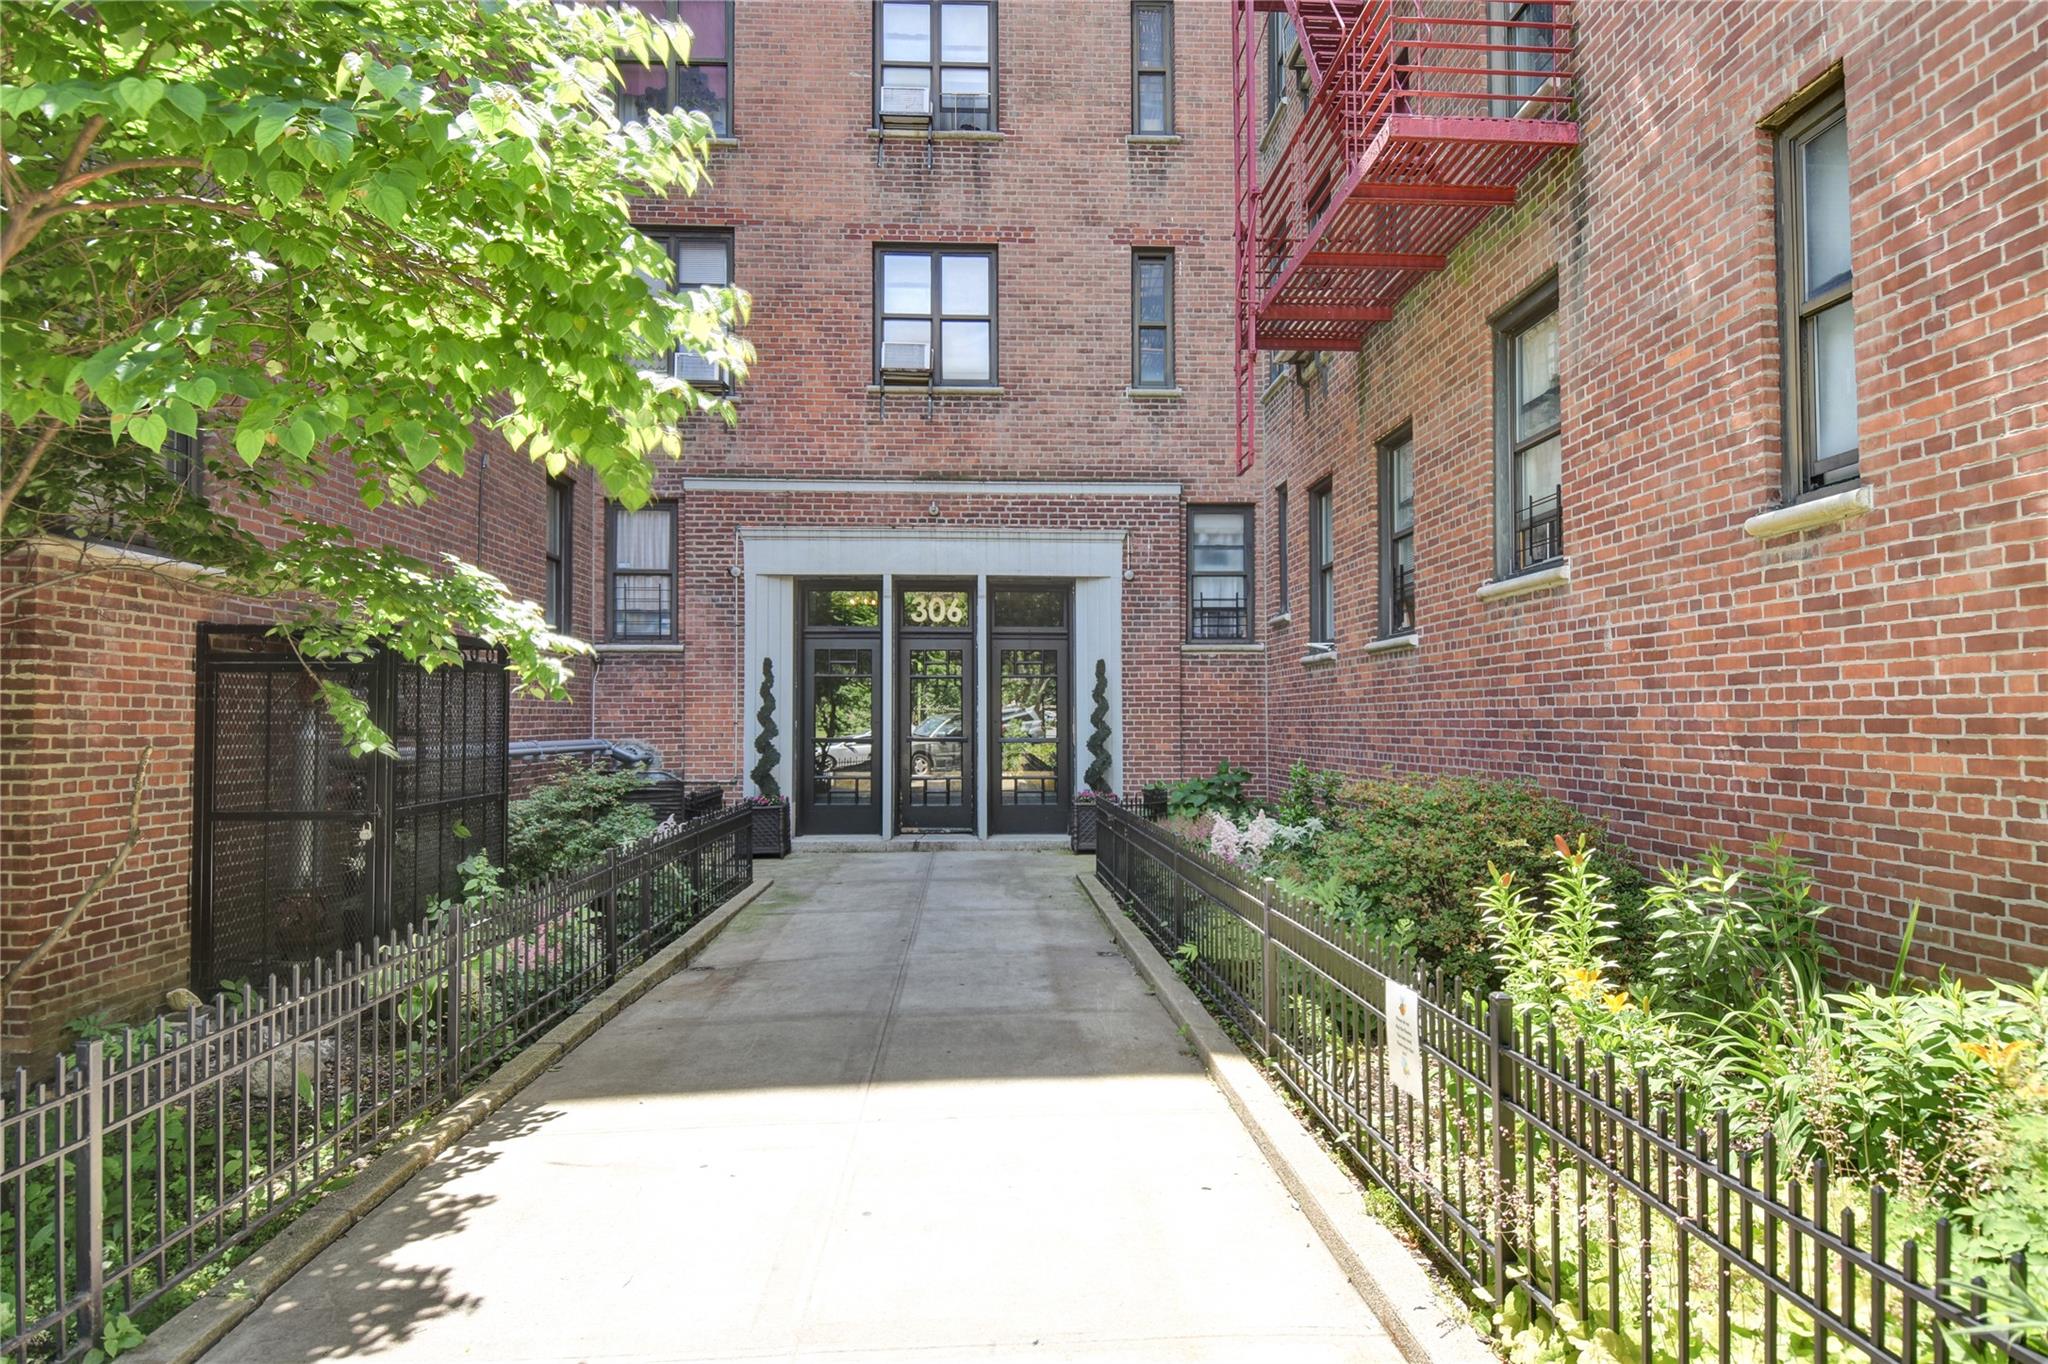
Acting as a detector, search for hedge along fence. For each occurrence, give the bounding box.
[3,805,753,1364]
[1092,801,2041,1364]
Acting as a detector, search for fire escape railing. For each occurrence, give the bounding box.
[1234,1,1579,472]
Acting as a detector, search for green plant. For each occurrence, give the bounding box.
[505,764,656,887]
[1268,774,1647,986]
[751,656,781,800]
[1,0,749,757]
[1275,761,1344,824]
[1084,659,1112,792]
[1165,762,1251,819]
[1641,840,1828,1016]
[84,1311,145,1363]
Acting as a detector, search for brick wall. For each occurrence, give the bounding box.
[1251,1,2048,981]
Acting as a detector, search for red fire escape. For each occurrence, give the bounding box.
[1233,1,1579,472]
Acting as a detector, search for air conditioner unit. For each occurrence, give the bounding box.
[672,348,722,386]
[880,342,932,378]
[880,84,932,122]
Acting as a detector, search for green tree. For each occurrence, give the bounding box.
[751,656,781,800]
[1085,658,1111,793]
[0,0,752,751]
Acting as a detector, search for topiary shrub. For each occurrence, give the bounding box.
[506,763,657,887]
[1084,658,1111,792]
[750,656,781,801]
[1269,773,1649,987]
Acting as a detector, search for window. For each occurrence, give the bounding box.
[876,2,994,131]
[1378,430,1415,637]
[1777,87,1857,495]
[1266,12,1305,119]
[1492,1,1558,111]
[1133,3,1172,134]
[1188,507,1253,642]
[637,230,733,388]
[876,246,995,385]
[545,478,573,632]
[1308,480,1334,646]
[617,1,732,137]
[608,501,676,640]
[1492,279,1561,577]
[1275,483,1290,613]
[1132,250,1174,388]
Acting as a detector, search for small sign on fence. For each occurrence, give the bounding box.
[1385,979,1423,1101]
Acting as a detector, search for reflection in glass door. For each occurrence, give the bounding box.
[799,584,881,836]
[988,587,1069,834]
[899,587,974,833]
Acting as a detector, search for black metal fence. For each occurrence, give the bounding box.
[3,806,751,1364]
[1093,801,2040,1364]
[194,627,510,991]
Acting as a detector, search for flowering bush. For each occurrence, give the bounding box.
[1205,810,1323,871]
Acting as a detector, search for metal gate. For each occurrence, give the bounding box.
[193,626,508,988]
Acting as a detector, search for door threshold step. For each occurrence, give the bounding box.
[791,834,1073,853]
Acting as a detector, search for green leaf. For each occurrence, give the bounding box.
[282,418,316,458]
[116,76,166,115]
[164,83,207,122]
[265,170,305,203]
[364,178,408,227]
[307,319,339,345]
[129,412,168,452]
[162,398,198,438]
[233,423,267,463]
[253,102,297,151]
[208,145,248,184]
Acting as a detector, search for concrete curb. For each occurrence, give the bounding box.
[1077,874,1496,1364]
[126,877,774,1364]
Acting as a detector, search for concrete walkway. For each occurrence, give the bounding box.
[204,851,1395,1363]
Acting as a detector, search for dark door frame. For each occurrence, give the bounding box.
[896,581,976,833]
[796,580,884,837]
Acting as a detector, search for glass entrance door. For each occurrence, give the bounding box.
[799,584,882,836]
[988,587,1070,834]
[898,588,974,832]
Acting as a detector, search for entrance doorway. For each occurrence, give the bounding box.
[898,585,974,832]
[988,586,1070,834]
[799,583,882,836]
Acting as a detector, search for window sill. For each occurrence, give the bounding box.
[595,643,686,656]
[1743,485,1874,540]
[1476,558,1571,603]
[1260,373,1291,405]
[1182,641,1264,655]
[1125,386,1183,401]
[868,127,1006,143]
[1267,611,1292,628]
[1127,133,1183,146]
[27,533,225,581]
[1259,100,1292,152]
[1364,632,1420,655]
[1300,644,1337,668]
[707,136,739,150]
[866,383,1006,398]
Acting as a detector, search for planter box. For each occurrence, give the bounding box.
[1142,785,1168,820]
[1069,801,1100,854]
[749,801,791,857]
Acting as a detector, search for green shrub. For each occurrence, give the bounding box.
[1271,774,1648,986]
[1641,840,1829,1017]
[505,763,656,887]
[1165,762,1252,819]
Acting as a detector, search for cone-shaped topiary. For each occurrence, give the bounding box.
[751,656,782,800]
[1084,658,1112,793]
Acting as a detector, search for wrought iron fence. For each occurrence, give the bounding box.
[3,806,752,1364]
[1093,801,2040,1364]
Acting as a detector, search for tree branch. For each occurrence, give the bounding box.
[0,745,157,1030]
[1,196,254,270]
[0,418,64,528]
[50,156,208,199]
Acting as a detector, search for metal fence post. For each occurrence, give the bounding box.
[1259,877,1277,1058]
[601,849,621,985]
[1487,989,1516,1306]
[76,1039,106,1347]
[443,900,464,1101]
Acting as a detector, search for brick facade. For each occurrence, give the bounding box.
[4,1,2042,1057]
[1251,2,2048,981]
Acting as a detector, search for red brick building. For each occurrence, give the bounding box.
[3,0,2043,1057]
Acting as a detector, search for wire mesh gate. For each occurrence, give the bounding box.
[193,627,508,991]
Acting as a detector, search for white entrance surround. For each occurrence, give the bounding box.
[739,527,1127,839]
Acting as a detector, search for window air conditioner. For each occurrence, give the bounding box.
[880,342,933,378]
[880,84,932,122]
[672,348,722,385]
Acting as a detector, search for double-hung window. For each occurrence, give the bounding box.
[877,247,994,386]
[608,502,676,641]
[617,1,732,136]
[1275,483,1290,613]
[877,2,994,131]
[1133,3,1172,134]
[638,230,734,388]
[545,479,574,632]
[1378,430,1415,637]
[1493,279,1562,576]
[1308,480,1335,646]
[1266,12,1305,119]
[1493,1,1558,111]
[1132,250,1174,388]
[1777,87,1857,495]
[1188,507,1253,642]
